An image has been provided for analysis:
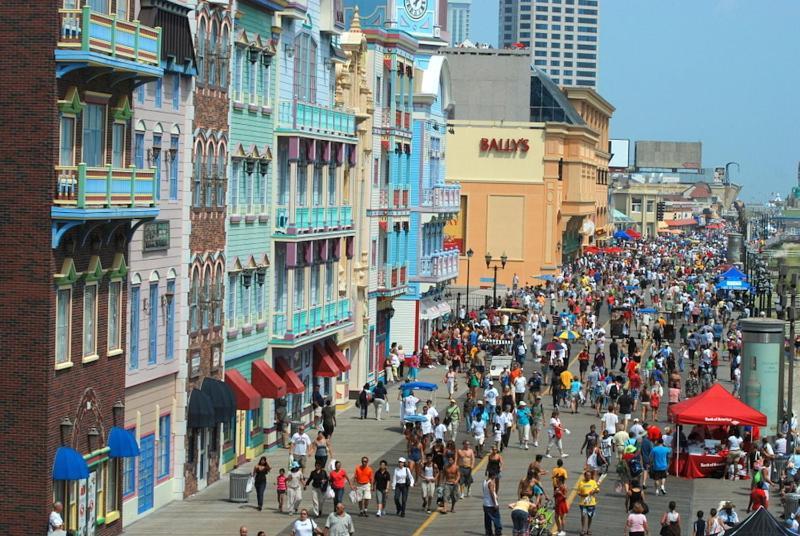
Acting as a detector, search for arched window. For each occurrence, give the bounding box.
[209,20,219,87]
[193,139,203,208]
[189,266,199,332]
[213,262,224,327]
[202,264,212,329]
[197,17,207,83]
[219,23,230,89]
[205,139,216,208]
[216,141,227,208]
[293,34,317,102]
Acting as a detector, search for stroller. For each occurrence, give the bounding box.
[529,499,555,536]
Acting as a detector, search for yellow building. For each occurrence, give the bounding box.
[445,86,613,289]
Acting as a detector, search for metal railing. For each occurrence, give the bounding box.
[278,99,356,139]
[54,163,157,209]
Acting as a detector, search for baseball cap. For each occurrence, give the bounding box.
[398,457,406,463]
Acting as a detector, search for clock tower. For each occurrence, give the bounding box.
[394,0,447,45]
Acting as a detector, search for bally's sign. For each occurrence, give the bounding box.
[479,138,530,153]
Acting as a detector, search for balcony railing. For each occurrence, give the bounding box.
[339,206,352,227]
[273,299,352,342]
[293,310,308,334]
[418,250,459,280]
[325,206,339,228]
[311,207,325,229]
[278,99,356,139]
[421,184,460,212]
[273,312,287,337]
[54,163,157,212]
[278,205,353,233]
[309,305,323,330]
[324,302,337,324]
[58,6,161,73]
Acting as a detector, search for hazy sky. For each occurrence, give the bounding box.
[470,0,800,202]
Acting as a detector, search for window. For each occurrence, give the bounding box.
[89,0,109,12]
[165,279,175,360]
[137,85,145,104]
[325,261,334,301]
[172,75,180,110]
[135,131,145,169]
[216,145,226,208]
[189,270,199,332]
[209,22,218,86]
[205,142,215,208]
[631,197,643,213]
[294,267,305,310]
[108,281,121,352]
[535,23,547,29]
[250,407,261,434]
[293,34,318,102]
[60,115,75,166]
[255,276,264,321]
[83,284,98,358]
[197,21,206,83]
[154,79,162,108]
[220,26,229,89]
[227,273,237,328]
[82,103,105,167]
[577,62,596,68]
[111,123,125,168]
[261,62,271,107]
[56,287,72,366]
[158,415,170,478]
[312,164,322,206]
[123,435,136,496]
[214,266,223,326]
[169,134,179,200]
[192,144,202,208]
[578,44,596,50]
[310,264,320,305]
[577,52,596,59]
[233,47,244,100]
[230,159,240,210]
[375,75,381,104]
[328,164,336,205]
[646,200,655,213]
[116,0,127,20]
[247,58,257,104]
[202,267,211,329]
[152,133,162,200]
[130,285,140,368]
[148,281,158,365]
[106,459,119,517]
[296,158,307,207]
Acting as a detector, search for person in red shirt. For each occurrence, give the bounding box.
[577,348,591,382]
[649,390,661,422]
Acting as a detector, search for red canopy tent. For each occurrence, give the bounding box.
[625,228,642,239]
[668,384,766,427]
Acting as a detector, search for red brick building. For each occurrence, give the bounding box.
[0,1,164,533]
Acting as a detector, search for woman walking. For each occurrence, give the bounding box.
[286,462,306,515]
[311,431,333,471]
[553,474,569,536]
[659,501,681,536]
[252,456,271,511]
[625,502,649,536]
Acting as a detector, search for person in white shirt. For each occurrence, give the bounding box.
[420,403,434,438]
[484,383,499,411]
[291,509,319,536]
[48,502,64,536]
[725,430,744,479]
[472,413,488,457]
[291,425,313,469]
[402,392,419,422]
[391,457,415,517]
[600,409,618,436]
[513,374,527,405]
[629,418,646,440]
[775,433,788,457]
[433,417,447,442]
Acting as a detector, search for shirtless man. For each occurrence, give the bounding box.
[457,440,476,498]
[442,460,461,513]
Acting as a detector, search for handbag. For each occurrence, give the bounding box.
[326,486,335,499]
[245,475,255,494]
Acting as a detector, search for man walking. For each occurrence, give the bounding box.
[457,440,475,498]
[291,424,312,469]
[576,470,600,536]
[324,502,355,536]
[483,470,503,536]
[650,437,672,495]
[353,457,373,517]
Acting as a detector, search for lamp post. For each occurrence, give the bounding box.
[484,252,508,308]
[465,248,474,313]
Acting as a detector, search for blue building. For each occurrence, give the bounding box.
[347,0,460,353]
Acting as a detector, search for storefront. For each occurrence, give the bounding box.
[418,297,452,349]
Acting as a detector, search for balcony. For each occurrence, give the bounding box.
[420,184,460,213]
[278,99,356,141]
[56,6,163,79]
[275,205,354,236]
[416,250,459,283]
[53,163,159,220]
[271,298,353,346]
[375,264,408,297]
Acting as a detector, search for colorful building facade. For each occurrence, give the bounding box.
[123,0,196,523]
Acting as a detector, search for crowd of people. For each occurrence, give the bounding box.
[226,228,800,536]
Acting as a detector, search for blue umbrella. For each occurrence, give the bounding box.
[53,446,89,481]
[613,230,632,241]
[404,381,438,391]
[532,274,555,282]
[403,414,429,423]
[639,307,657,314]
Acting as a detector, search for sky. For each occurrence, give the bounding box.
[469,0,800,203]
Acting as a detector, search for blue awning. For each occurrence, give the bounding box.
[108,426,140,458]
[53,447,89,481]
[613,230,632,241]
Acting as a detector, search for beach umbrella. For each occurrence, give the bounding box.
[544,342,562,352]
[639,307,657,314]
[532,274,555,282]
[557,330,581,341]
[403,414,429,423]
[404,381,438,391]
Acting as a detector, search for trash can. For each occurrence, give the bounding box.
[773,456,789,482]
[785,493,800,520]
[229,472,250,503]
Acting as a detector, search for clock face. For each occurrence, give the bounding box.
[404,0,428,20]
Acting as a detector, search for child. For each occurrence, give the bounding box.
[492,420,503,449]
[276,468,287,512]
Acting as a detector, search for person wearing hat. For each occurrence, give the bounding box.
[391,457,414,517]
[444,398,461,442]
[515,401,532,450]
[718,501,738,527]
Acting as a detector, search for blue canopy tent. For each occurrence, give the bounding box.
[404,381,438,391]
[613,230,632,241]
[403,414,429,423]
[53,446,89,481]
[639,307,658,314]
[720,267,747,281]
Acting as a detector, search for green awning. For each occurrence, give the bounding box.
[613,209,633,222]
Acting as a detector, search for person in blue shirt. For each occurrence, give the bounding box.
[650,437,672,495]
[515,401,533,450]
[570,379,582,414]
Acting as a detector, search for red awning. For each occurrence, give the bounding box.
[225,369,261,410]
[314,344,340,377]
[274,357,305,394]
[583,246,600,255]
[665,218,697,227]
[251,360,287,399]
[667,384,766,427]
[706,222,724,229]
[325,339,351,372]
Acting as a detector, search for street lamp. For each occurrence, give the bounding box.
[465,248,474,313]
[485,252,508,307]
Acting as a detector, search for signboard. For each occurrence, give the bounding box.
[479,138,530,153]
[143,221,170,252]
[608,139,630,169]
[78,477,87,535]
[634,141,702,169]
[741,342,780,435]
[86,471,96,536]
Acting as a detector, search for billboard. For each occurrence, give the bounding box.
[741,341,780,435]
[634,141,702,170]
[609,139,630,169]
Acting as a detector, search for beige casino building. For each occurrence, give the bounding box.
[443,49,614,289]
